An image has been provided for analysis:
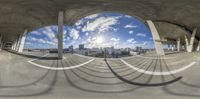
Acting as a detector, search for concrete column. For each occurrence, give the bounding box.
[11,39,16,50]
[11,43,15,50]
[171,44,175,51]
[13,36,19,51]
[0,35,2,51]
[167,44,170,51]
[13,40,16,50]
[185,35,189,52]
[58,11,64,59]
[0,42,3,50]
[18,29,28,52]
[185,28,197,52]
[188,28,197,52]
[15,35,21,51]
[181,45,183,50]
[177,38,180,52]
[174,44,177,51]
[146,20,165,55]
[196,40,200,51]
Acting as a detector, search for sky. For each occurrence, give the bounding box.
[24,12,155,49]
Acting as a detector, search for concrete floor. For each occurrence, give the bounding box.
[0,50,200,99]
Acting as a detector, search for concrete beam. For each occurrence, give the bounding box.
[146,20,165,55]
[58,11,64,59]
[18,29,28,52]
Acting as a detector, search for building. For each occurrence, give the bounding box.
[79,44,84,50]
[69,45,73,53]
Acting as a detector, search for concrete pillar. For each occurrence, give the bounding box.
[58,11,64,59]
[185,28,197,52]
[0,42,3,50]
[180,44,184,50]
[185,35,189,52]
[197,40,200,51]
[13,36,19,51]
[171,44,175,51]
[188,28,197,52]
[15,35,21,51]
[167,44,170,51]
[11,43,15,50]
[174,44,177,51]
[11,39,16,50]
[0,35,2,51]
[184,44,187,51]
[146,20,165,55]
[18,29,28,52]
[13,40,16,51]
[177,38,180,52]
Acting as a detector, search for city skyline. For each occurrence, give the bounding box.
[24,12,155,49]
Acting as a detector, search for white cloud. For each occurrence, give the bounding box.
[42,26,58,43]
[27,36,56,45]
[46,41,56,45]
[84,36,120,48]
[76,26,82,30]
[85,14,99,19]
[75,20,83,26]
[69,28,79,40]
[112,28,118,32]
[85,32,89,36]
[129,31,134,34]
[127,38,136,44]
[67,37,70,40]
[25,42,31,45]
[31,31,41,35]
[124,24,138,28]
[110,38,120,42]
[43,27,55,39]
[143,41,148,45]
[84,36,97,48]
[124,15,132,18]
[136,33,146,37]
[110,38,120,47]
[63,30,67,35]
[82,16,119,34]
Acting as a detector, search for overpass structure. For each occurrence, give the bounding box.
[0,0,200,57]
[0,0,200,98]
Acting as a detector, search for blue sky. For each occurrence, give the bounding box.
[25,12,155,49]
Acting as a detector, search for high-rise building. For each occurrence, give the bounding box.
[79,44,84,50]
[69,45,73,53]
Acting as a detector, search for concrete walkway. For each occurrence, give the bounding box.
[0,51,200,99]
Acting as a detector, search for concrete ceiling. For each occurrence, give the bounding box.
[0,0,200,42]
[154,22,197,44]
